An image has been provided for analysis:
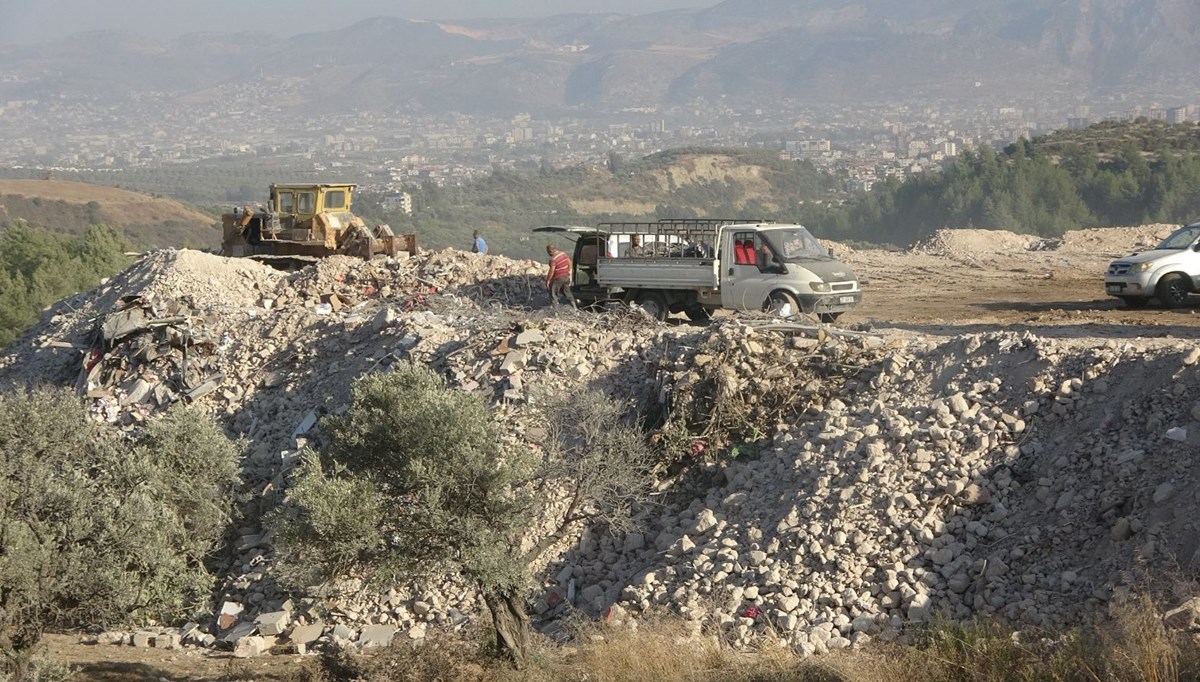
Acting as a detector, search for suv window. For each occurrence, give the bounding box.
[324,190,346,210]
[296,192,316,214]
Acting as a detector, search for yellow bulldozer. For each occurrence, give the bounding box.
[221,183,417,266]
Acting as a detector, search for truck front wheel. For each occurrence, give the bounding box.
[636,292,669,321]
[764,291,800,318]
[1156,274,1190,309]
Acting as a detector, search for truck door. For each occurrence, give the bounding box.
[720,229,775,310]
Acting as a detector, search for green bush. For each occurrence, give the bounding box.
[0,388,241,677]
[0,223,130,348]
[270,364,654,667]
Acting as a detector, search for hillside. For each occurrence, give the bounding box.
[6,226,1200,674]
[0,179,219,249]
[1,0,1196,116]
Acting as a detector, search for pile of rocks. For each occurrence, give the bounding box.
[910,228,1040,259]
[3,246,1200,659]
[74,294,225,426]
[544,332,1200,652]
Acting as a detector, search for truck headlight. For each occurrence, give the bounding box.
[808,282,831,292]
[1133,262,1154,272]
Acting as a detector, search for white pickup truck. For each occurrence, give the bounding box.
[1105,222,1200,308]
[534,219,861,322]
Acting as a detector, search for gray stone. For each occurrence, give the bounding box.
[222,622,257,644]
[332,624,356,641]
[1153,482,1178,504]
[288,623,325,645]
[153,633,180,649]
[623,532,645,553]
[131,631,155,648]
[1164,597,1200,629]
[358,625,397,648]
[690,509,718,535]
[514,329,545,347]
[255,611,290,637]
[908,593,933,622]
[233,635,273,658]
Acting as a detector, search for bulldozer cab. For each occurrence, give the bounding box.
[270,183,354,220]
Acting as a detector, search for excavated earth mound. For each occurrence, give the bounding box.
[2,246,1199,657]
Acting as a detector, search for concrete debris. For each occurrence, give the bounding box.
[5,247,1200,658]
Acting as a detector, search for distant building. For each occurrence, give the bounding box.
[1066,117,1091,130]
[382,192,413,215]
[1167,107,1191,124]
[785,139,830,155]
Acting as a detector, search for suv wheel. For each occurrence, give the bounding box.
[1156,274,1190,309]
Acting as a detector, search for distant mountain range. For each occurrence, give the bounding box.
[1,0,1197,115]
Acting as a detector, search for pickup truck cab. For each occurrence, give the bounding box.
[534,219,860,322]
[1105,222,1200,308]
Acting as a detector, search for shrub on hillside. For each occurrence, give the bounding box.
[270,364,655,667]
[0,388,241,678]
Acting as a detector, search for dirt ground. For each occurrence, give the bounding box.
[842,240,1200,340]
[39,226,1200,679]
[42,634,308,681]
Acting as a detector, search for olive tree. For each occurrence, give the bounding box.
[0,388,241,677]
[270,364,655,667]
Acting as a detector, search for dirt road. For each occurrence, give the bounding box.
[842,228,1200,339]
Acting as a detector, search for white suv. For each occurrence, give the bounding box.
[1105,223,1200,308]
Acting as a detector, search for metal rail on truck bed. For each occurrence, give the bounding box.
[594,219,775,291]
[597,218,774,260]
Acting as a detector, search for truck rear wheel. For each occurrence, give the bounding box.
[636,292,669,321]
[1156,274,1190,308]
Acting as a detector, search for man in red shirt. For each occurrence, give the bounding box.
[545,244,576,308]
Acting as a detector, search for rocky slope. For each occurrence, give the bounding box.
[2,240,1199,656]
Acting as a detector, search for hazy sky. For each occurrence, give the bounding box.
[0,0,715,44]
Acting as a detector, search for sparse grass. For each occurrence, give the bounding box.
[295,597,1200,682]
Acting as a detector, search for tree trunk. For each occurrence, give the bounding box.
[482,588,530,669]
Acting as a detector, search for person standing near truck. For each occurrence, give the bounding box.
[471,230,488,255]
[545,244,576,308]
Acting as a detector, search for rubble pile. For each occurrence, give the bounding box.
[1054,223,1179,255]
[547,333,1200,653]
[75,295,225,425]
[911,228,1041,259]
[2,246,1200,658]
[910,224,1182,261]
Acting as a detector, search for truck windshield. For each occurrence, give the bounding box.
[1156,225,1200,250]
[761,227,830,262]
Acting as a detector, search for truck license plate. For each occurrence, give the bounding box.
[1106,284,1121,293]
[838,295,855,303]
